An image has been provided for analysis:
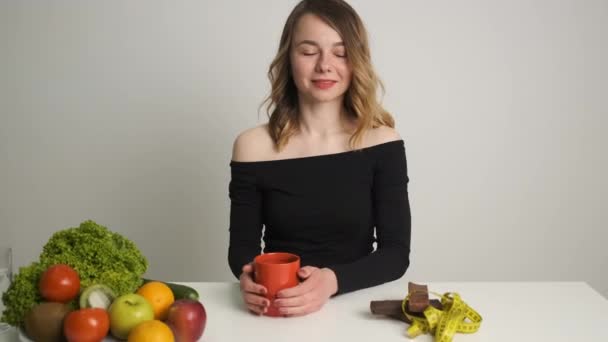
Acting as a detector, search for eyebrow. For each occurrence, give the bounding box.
[295,40,345,47]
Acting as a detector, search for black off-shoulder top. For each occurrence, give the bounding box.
[228,139,411,294]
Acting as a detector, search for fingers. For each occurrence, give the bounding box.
[244,292,270,306]
[297,266,315,280]
[277,266,320,298]
[246,303,267,315]
[273,267,336,317]
[239,266,267,295]
[273,271,318,315]
[244,292,270,315]
[240,277,267,295]
[240,262,270,314]
[277,273,317,298]
[276,282,312,299]
[278,301,323,317]
[273,294,308,308]
[242,263,253,273]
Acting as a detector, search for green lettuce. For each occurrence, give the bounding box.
[1,220,148,326]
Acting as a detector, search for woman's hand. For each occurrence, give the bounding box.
[273,266,338,317]
[239,263,269,315]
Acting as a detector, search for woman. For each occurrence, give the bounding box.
[228,0,411,317]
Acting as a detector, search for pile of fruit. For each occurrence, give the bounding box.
[24,264,206,341]
[0,220,206,342]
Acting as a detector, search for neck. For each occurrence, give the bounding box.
[296,97,353,138]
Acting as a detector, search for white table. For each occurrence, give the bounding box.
[190,280,608,342]
[14,280,608,342]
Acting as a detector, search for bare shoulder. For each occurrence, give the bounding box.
[232,124,275,162]
[362,125,402,148]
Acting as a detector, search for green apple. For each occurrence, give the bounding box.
[108,293,154,339]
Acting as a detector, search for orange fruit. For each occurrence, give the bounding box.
[136,281,175,320]
[127,320,174,342]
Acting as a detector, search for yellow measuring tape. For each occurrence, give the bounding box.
[401,291,482,342]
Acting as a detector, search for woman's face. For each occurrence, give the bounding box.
[290,14,352,104]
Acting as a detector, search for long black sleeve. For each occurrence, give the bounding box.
[327,142,411,294]
[227,162,263,278]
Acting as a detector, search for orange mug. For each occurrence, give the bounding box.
[253,252,300,317]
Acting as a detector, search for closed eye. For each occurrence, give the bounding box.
[302,52,346,58]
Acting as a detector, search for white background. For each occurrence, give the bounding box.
[1,0,606,298]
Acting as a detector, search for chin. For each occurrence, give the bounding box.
[308,90,347,103]
[312,95,339,102]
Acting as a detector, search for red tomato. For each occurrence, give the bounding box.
[39,264,80,302]
[64,308,110,342]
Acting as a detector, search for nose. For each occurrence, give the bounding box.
[315,52,332,73]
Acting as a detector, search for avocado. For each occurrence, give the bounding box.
[24,302,71,342]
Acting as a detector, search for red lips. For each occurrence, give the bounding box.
[312,80,337,89]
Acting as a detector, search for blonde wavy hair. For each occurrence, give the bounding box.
[260,0,395,151]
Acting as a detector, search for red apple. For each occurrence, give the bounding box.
[166,299,206,342]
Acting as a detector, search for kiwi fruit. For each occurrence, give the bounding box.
[24,302,71,342]
[79,284,116,310]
